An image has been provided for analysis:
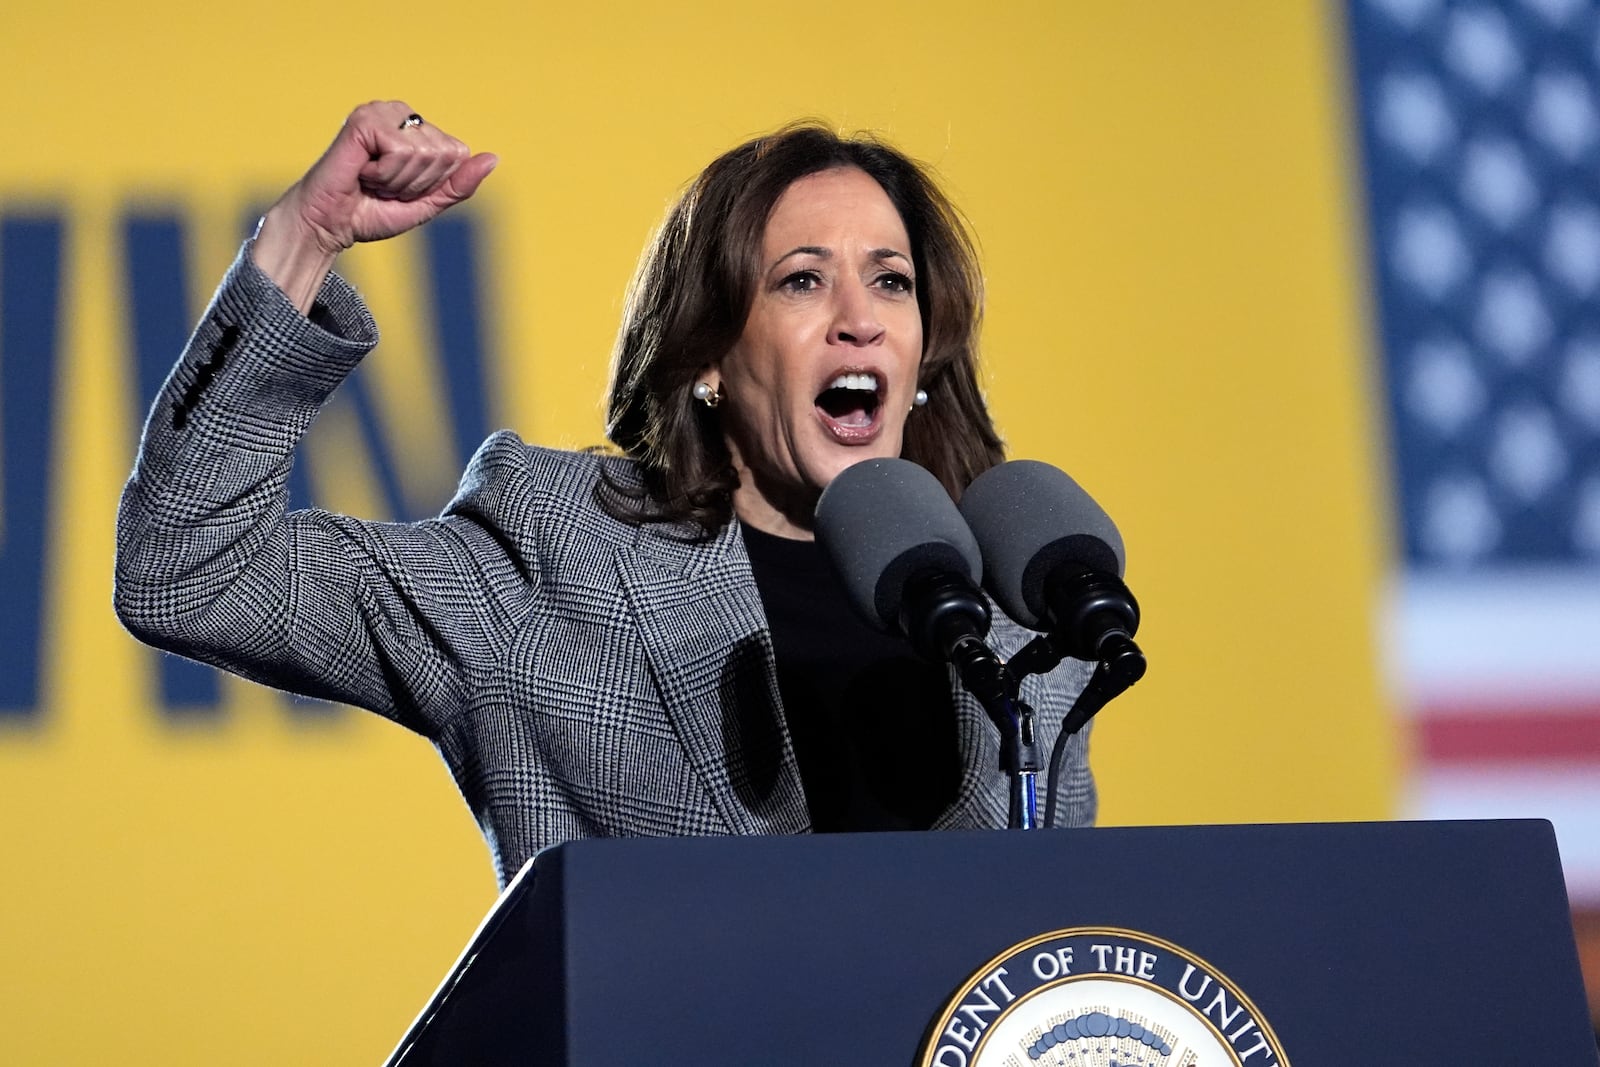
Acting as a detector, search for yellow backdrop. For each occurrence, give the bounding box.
[0,2,1398,1062]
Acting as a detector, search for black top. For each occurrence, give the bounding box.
[742,524,962,831]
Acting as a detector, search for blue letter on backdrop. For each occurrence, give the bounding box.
[0,215,64,717]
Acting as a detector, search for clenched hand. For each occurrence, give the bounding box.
[252,101,497,312]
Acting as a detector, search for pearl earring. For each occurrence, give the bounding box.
[693,381,722,409]
[911,388,929,409]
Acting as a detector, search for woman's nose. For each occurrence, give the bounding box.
[827,283,885,347]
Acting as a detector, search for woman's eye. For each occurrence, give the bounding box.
[877,272,915,294]
[780,271,822,292]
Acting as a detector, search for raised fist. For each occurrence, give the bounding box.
[253,101,497,310]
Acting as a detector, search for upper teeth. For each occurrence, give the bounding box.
[829,373,879,392]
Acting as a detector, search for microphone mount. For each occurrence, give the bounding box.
[992,563,1145,831]
[900,570,1043,830]
[1008,564,1145,682]
[1003,565,1147,829]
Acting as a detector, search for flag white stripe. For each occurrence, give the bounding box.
[1384,567,1600,711]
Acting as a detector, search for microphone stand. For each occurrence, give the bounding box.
[903,572,1042,830]
[944,635,1042,830]
[912,565,1146,831]
[1009,621,1147,829]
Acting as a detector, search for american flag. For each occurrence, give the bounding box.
[1346,0,1600,905]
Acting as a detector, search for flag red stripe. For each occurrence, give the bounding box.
[1419,707,1600,763]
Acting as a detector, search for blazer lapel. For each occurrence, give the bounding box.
[615,518,810,837]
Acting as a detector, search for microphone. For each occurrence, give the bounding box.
[813,457,991,665]
[818,457,1042,829]
[961,459,1146,829]
[958,460,1140,664]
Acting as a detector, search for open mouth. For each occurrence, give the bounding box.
[815,372,883,435]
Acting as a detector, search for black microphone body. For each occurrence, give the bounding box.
[1044,564,1142,667]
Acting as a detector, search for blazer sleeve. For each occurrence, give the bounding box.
[113,243,531,738]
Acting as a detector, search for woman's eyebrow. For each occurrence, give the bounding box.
[772,245,831,268]
[770,246,912,269]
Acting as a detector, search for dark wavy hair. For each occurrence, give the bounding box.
[602,121,1003,535]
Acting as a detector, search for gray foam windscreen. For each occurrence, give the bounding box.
[958,459,1125,628]
[814,458,983,631]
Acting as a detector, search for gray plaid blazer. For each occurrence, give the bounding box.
[114,245,1096,886]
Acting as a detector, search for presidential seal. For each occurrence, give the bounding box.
[919,927,1288,1067]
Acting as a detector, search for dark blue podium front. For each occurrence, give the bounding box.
[387,820,1596,1065]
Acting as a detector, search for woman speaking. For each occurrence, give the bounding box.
[113,101,1096,886]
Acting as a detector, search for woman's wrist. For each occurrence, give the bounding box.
[249,202,342,314]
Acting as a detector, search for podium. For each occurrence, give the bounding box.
[386,820,1597,1064]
